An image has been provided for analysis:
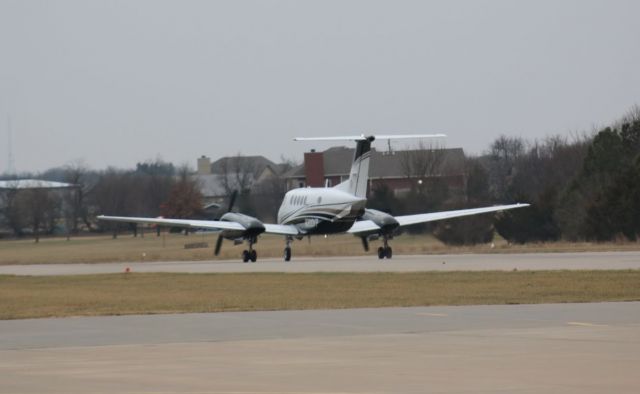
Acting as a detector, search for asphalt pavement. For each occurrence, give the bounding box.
[1,302,639,393]
[1,251,640,276]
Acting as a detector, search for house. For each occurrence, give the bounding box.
[193,155,284,206]
[282,146,467,197]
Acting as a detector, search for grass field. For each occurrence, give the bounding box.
[1,270,639,319]
[1,232,639,265]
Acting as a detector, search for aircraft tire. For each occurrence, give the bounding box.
[250,250,257,262]
[377,247,385,259]
[385,246,393,259]
[242,250,250,263]
[284,247,292,261]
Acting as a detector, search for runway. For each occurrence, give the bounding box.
[1,250,640,276]
[1,302,639,393]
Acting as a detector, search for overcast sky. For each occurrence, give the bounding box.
[1,0,639,173]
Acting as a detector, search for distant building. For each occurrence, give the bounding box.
[0,179,77,236]
[0,179,75,190]
[283,146,466,197]
[193,155,285,205]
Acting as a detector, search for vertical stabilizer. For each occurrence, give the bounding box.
[334,136,373,198]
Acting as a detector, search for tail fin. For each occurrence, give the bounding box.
[294,134,446,198]
[334,137,373,198]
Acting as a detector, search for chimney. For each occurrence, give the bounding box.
[304,150,324,187]
[197,155,211,175]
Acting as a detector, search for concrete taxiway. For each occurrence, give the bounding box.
[1,251,639,276]
[1,302,639,393]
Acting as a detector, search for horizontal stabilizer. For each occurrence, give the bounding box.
[294,134,446,142]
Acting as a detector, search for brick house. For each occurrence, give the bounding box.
[283,146,467,198]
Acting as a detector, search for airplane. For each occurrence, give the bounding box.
[98,135,529,262]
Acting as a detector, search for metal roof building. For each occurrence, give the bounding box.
[0,179,76,190]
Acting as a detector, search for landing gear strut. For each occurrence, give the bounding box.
[377,236,393,260]
[242,237,258,263]
[284,236,292,261]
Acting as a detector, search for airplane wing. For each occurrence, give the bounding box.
[97,215,301,235]
[97,215,244,231]
[348,203,529,234]
[264,223,301,236]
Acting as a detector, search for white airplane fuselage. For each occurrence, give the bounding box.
[277,187,367,234]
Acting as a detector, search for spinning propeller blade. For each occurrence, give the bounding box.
[361,236,369,252]
[215,190,238,256]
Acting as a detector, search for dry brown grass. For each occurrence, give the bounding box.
[1,232,639,265]
[1,270,639,320]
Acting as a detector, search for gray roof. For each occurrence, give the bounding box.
[284,147,465,179]
[210,155,276,176]
[192,173,256,198]
[193,174,226,197]
[196,156,289,198]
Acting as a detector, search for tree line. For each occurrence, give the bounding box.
[0,160,205,240]
[368,106,640,245]
[2,106,639,244]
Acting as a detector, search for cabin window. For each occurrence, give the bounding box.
[303,196,307,205]
[317,197,322,204]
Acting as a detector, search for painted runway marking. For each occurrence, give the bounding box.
[567,321,609,327]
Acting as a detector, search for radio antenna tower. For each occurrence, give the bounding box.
[7,115,15,175]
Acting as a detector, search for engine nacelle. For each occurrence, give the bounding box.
[219,212,265,240]
[361,208,399,235]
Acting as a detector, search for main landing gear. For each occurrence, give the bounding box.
[284,236,292,262]
[242,237,258,263]
[377,236,393,259]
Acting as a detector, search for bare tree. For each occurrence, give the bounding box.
[399,141,447,183]
[615,103,640,128]
[398,141,449,221]
[63,161,91,235]
[160,166,204,219]
[21,188,58,243]
[90,169,136,236]
[487,135,525,200]
[0,185,25,236]
[251,173,287,222]
[219,153,258,195]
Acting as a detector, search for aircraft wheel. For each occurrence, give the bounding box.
[385,246,393,259]
[377,246,385,259]
[284,247,292,261]
[250,249,257,263]
[242,250,250,263]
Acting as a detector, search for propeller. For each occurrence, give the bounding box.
[360,236,369,252]
[214,190,238,256]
